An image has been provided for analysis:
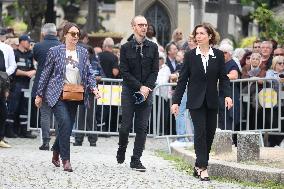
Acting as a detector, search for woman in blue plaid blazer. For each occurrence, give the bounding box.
[35,23,100,172]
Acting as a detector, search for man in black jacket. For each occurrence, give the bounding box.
[32,23,61,150]
[116,15,159,172]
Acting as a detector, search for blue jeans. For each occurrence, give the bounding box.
[51,100,78,160]
[175,91,194,142]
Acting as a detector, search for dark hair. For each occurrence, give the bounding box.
[270,39,278,51]
[165,42,177,55]
[240,51,252,67]
[62,22,80,37]
[79,30,88,41]
[192,23,218,45]
[147,24,156,36]
[253,39,261,47]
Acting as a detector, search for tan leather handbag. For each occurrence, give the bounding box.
[61,84,84,101]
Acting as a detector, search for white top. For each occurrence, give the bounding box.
[195,46,215,73]
[0,42,17,76]
[155,64,172,100]
[64,49,81,84]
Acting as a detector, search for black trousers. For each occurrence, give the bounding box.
[189,100,217,168]
[118,86,152,158]
[0,97,7,140]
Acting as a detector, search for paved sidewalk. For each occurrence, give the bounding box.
[0,137,259,189]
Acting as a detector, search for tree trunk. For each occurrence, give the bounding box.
[19,0,46,42]
[45,0,56,24]
[85,0,99,32]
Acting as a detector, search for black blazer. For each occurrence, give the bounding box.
[172,48,231,110]
[166,57,182,73]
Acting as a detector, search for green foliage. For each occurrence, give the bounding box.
[239,36,257,48]
[2,13,14,27]
[252,4,284,45]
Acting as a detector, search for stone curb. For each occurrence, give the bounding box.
[171,146,284,184]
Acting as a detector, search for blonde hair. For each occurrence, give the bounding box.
[271,56,284,70]
[250,52,261,61]
[171,28,183,43]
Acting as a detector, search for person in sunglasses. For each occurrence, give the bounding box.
[116,15,159,172]
[35,22,100,172]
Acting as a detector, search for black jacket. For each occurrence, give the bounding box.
[119,35,159,92]
[166,57,182,73]
[172,48,231,110]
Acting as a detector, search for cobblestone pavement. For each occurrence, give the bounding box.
[0,136,259,189]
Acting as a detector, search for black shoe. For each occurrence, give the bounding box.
[116,144,127,164]
[5,128,18,138]
[130,156,146,172]
[73,141,82,146]
[90,143,96,147]
[193,167,200,178]
[20,132,37,139]
[39,143,49,151]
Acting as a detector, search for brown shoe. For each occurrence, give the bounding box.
[52,151,60,167]
[62,160,73,172]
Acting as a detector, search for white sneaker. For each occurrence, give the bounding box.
[0,140,11,148]
[70,136,75,143]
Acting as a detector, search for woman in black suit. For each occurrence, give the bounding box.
[171,23,233,181]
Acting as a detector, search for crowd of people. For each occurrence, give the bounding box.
[0,15,284,176]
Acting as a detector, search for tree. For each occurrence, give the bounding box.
[85,0,99,32]
[18,0,47,42]
[252,4,284,44]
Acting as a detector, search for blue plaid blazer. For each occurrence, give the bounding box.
[36,44,96,107]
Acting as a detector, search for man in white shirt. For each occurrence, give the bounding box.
[0,31,16,147]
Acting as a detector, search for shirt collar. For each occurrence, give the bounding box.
[196,46,215,56]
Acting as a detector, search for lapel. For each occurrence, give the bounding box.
[196,54,206,74]
[206,48,217,76]
[58,45,67,76]
[166,57,174,73]
[192,48,206,75]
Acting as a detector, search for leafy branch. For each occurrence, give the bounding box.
[252,4,284,45]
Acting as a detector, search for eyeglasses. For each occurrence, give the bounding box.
[277,62,284,65]
[136,24,148,28]
[67,31,79,38]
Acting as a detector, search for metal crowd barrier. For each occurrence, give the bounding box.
[24,76,284,145]
[220,77,283,133]
[27,78,156,137]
